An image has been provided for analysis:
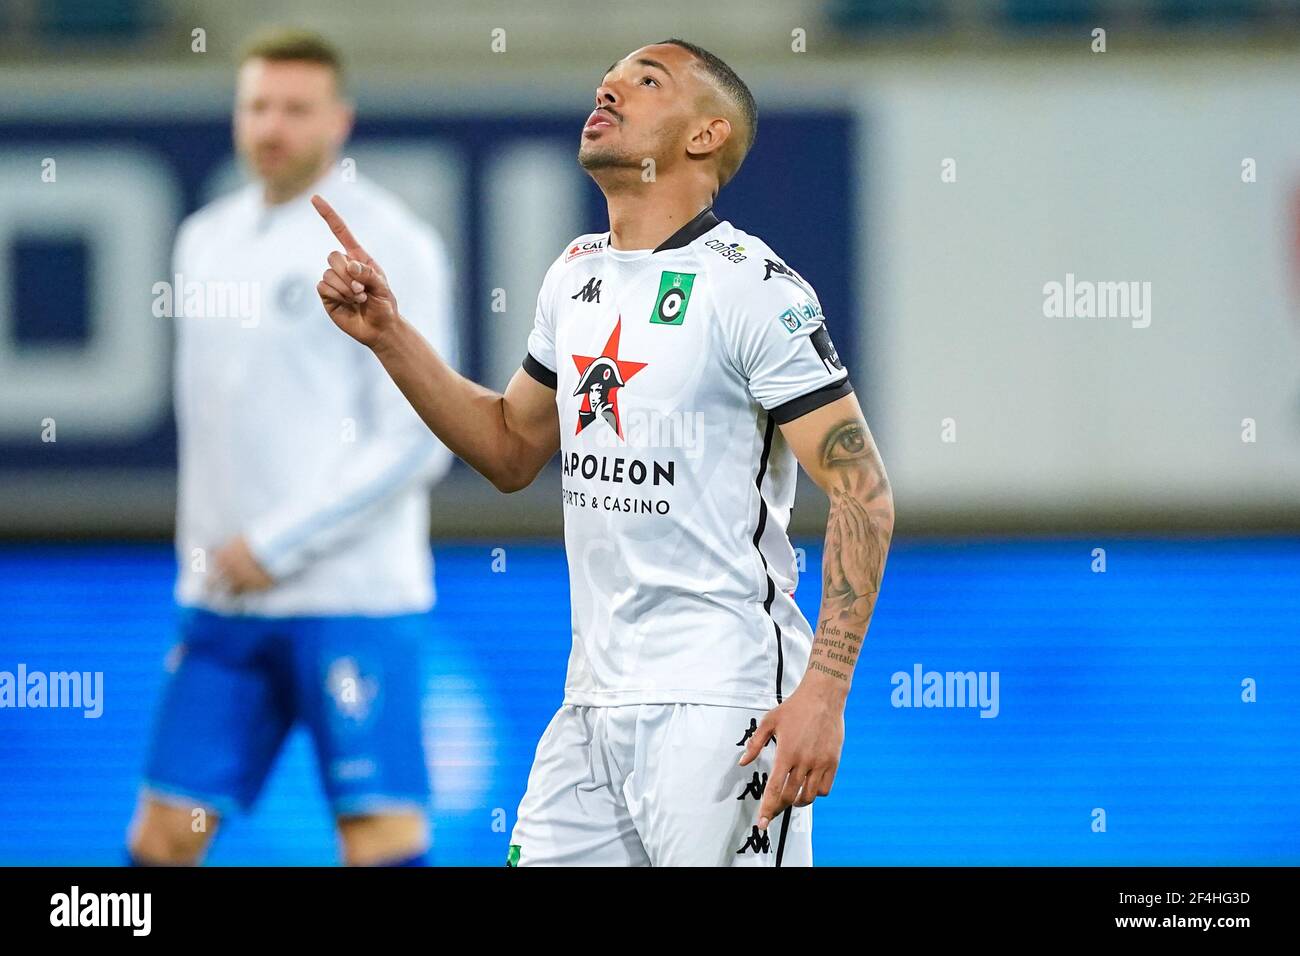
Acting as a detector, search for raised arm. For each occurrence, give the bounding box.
[312,194,559,492]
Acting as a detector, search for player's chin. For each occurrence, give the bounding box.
[251,154,288,177]
[260,159,315,190]
[577,142,625,170]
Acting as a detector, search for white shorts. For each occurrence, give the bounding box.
[508,703,813,866]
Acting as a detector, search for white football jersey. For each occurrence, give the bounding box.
[524,207,853,709]
[172,166,456,616]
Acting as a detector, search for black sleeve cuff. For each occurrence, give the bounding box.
[522,352,557,390]
[769,376,854,424]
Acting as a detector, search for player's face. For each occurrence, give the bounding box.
[234,59,350,196]
[579,44,701,176]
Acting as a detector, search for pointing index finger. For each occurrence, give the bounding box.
[311,194,369,260]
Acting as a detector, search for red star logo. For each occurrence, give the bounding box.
[571,316,647,438]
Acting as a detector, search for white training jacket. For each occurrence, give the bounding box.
[171,165,455,617]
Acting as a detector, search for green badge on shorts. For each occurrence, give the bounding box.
[650,271,695,326]
[506,844,521,867]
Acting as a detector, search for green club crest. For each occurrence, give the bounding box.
[650,271,695,326]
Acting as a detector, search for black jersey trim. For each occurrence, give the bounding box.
[751,412,786,703]
[522,352,557,390]
[770,376,854,425]
[653,205,721,253]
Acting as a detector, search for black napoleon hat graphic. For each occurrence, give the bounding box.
[574,356,627,432]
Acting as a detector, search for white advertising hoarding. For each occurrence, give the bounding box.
[859,54,1300,520]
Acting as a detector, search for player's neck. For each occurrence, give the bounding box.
[600,179,715,252]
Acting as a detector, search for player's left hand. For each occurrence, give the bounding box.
[211,535,275,595]
[738,678,846,830]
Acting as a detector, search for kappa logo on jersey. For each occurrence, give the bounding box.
[650,271,695,326]
[571,317,647,438]
[571,277,602,303]
[565,238,607,263]
[763,257,813,295]
[705,238,747,263]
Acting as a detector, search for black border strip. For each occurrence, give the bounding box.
[770,376,854,425]
[522,352,557,390]
[9,867,1285,931]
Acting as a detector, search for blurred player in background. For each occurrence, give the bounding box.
[313,38,893,866]
[126,29,456,866]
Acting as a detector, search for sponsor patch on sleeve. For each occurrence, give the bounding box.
[810,324,843,372]
[776,298,823,334]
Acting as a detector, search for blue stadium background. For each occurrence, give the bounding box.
[1,537,1296,865]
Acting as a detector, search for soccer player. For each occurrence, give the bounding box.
[127,29,456,866]
[313,38,893,866]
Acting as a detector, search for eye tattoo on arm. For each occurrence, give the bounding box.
[807,416,894,686]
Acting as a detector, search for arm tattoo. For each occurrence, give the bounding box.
[807,417,893,690]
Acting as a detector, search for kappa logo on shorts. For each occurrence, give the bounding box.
[735,717,775,747]
[736,825,771,855]
[736,771,767,801]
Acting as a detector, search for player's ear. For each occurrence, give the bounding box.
[685,116,732,161]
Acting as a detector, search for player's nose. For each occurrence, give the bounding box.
[252,116,285,139]
[594,84,619,111]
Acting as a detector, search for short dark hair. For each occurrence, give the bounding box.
[237,27,345,92]
[657,38,758,181]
